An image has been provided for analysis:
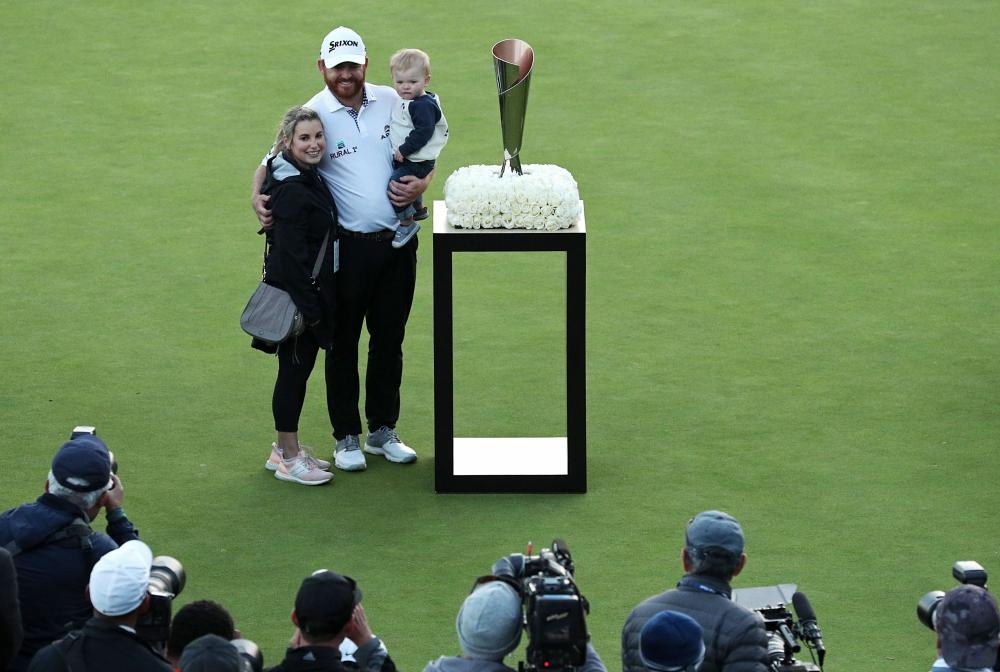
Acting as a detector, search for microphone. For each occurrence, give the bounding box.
[551,538,576,576]
[551,538,571,558]
[792,591,826,666]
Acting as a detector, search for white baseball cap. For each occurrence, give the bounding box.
[320,26,366,67]
[89,540,153,616]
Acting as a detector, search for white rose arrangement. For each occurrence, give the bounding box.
[444,164,581,230]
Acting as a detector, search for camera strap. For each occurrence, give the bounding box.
[677,577,732,599]
[53,630,90,672]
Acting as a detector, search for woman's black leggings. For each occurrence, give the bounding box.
[272,328,334,433]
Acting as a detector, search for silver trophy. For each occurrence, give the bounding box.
[492,38,534,176]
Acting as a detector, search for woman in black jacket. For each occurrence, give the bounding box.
[255,106,338,486]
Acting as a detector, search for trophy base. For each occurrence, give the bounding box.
[443,164,580,231]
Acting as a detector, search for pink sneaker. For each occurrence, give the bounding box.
[265,443,331,472]
[274,455,333,486]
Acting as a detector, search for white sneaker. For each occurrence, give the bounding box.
[364,426,417,464]
[266,443,331,472]
[274,455,333,486]
[334,435,367,472]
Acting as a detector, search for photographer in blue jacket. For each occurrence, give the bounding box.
[0,434,139,671]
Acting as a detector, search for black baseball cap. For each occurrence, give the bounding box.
[294,570,362,637]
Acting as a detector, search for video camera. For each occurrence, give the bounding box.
[732,583,825,672]
[515,540,590,672]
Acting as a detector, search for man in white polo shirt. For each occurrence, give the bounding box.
[252,26,431,473]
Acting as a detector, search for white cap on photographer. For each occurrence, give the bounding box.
[89,540,153,616]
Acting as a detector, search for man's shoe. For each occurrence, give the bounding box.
[274,455,333,486]
[364,426,417,464]
[266,443,330,472]
[391,222,420,249]
[334,435,367,471]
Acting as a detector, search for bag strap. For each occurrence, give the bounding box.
[54,629,89,672]
[259,235,270,281]
[311,230,330,280]
[260,229,330,283]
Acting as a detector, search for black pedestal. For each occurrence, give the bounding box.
[432,201,587,493]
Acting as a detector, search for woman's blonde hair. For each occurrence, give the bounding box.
[274,105,322,152]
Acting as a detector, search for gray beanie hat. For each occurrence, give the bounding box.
[456,581,522,660]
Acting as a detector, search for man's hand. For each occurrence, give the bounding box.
[253,193,273,229]
[252,163,273,229]
[101,474,124,512]
[343,604,374,646]
[310,321,333,351]
[387,170,434,208]
[288,627,306,649]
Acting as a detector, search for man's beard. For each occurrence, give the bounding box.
[328,74,363,101]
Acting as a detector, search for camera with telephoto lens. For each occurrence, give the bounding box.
[732,584,825,672]
[515,539,590,672]
[917,560,989,631]
[135,556,186,650]
[68,428,192,654]
[917,561,999,671]
[232,638,265,672]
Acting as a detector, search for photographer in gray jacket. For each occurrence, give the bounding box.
[423,553,607,672]
[622,511,768,672]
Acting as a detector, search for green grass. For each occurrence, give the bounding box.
[2,1,999,670]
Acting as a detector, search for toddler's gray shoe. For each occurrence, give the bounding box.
[391,222,420,249]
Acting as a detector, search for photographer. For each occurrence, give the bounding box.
[180,634,247,672]
[930,585,999,672]
[27,540,172,672]
[166,599,239,666]
[266,569,397,672]
[1,547,23,670]
[0,435,141,671]
[621,511,768,672]
[421,552,608,672]
[640,611,705,672]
